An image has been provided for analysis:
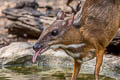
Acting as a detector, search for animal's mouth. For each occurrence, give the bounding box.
[32,47,49,63]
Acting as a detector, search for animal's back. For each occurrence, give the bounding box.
[79,0,120,48]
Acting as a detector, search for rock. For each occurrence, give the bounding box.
[1,0,45,38]
[0,42,120,79]
[0,1,16,16]
[39,50,120,79]
[1,0,83,39]
[15,0,39,9]
[38,49,73,68]
[0,42,34,65]
[81,55,120,79]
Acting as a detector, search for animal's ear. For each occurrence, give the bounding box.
[57,10,65,20]
[66,13,74,27]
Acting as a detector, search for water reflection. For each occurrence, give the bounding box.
[0,66,115,80]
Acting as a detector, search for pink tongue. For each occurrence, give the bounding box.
[32,49,42,63]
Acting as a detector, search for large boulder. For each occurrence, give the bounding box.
[0,42,34,65]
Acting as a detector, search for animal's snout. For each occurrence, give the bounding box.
[33,43,40,51]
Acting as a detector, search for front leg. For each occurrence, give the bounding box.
[95,49,105,80]
[71,59,82,80]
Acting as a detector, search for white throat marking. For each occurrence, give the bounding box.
[50,43,86,49]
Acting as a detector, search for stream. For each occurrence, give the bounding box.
[0,65,115,80]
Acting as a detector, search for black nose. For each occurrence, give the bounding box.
[33,43,40,51]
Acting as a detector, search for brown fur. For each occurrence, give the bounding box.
[33,0,120,80]
[62,1,119,79]
[63,0,120,49]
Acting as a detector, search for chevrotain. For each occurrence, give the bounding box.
[33,0,120,80]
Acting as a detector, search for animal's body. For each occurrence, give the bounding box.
[33,0,120,80]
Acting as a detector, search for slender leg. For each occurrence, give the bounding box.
[95,49,105,80]
[71,59,81,80]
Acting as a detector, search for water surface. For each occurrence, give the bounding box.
[0,66,115,80]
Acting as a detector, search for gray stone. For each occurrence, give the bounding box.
[0,42,34,65]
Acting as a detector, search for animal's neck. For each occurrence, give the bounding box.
[61,26,84,45]
[82,0,103,11]
[84,0,117,7]
[85,0,103,6]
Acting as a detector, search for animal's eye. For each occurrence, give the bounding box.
[51,30,58,36]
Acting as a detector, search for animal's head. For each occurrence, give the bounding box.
[32,11,74,63]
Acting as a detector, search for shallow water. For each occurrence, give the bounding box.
[0,66,115,80]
